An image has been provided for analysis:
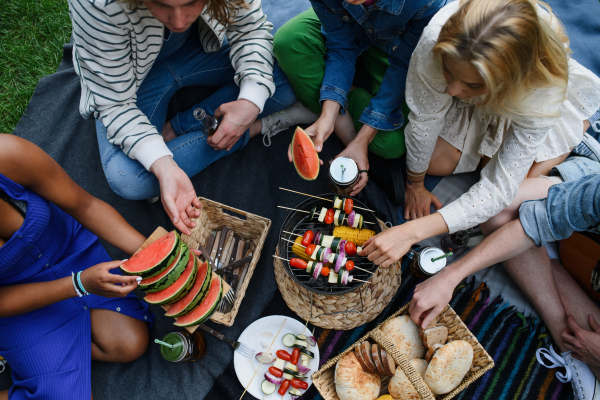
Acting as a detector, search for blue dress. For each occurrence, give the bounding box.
[0,172,155,399]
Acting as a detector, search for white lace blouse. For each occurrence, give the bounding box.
[404,2,600,233]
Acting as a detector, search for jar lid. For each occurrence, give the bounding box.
[329,157,358,184]
[419,247,446,274]
[159,332,187,362]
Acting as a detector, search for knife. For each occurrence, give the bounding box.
[209,232,221,270]
[218,231,234,270]
[205,232,216,261]
[214,227,229,269]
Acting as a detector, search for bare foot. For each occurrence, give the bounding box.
[162,120,177,142]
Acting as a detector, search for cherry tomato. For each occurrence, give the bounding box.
[276,350,291,361]
[291,347,300,365]
[290,258,307,269]
[324,208,335,225]
[343,198,353,215]
[345,241,357,256]
[321,266,330,276]
[269,367,283,378]
[345,260,355,271]
[305,244,316,256]
[301,230,314,247]
[278,379,291,395]
[291,378,309,390]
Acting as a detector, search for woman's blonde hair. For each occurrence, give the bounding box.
[433,0,570,117]
[121,0,246,27]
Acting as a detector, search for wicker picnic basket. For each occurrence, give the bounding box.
[312,303,495,400]
[181,197,271,326]
[273,218,402,330]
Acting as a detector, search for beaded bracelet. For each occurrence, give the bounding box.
[406,170,426,178]
[71,272,83,297]
[75,271,89,296]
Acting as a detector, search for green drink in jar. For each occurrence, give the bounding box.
[156,331,207,362]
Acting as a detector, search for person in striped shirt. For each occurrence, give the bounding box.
[68,0,307,234]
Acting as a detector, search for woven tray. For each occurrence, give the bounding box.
[138,197,270,328]
[312,303,494,400]
[273,219,401,330]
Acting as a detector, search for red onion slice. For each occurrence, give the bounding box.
[323,248,332,262]
[348,210,356,227]
[341,270,348,285]
[307,336,317,347]
[297,364,311,375]
[314,232,321,244]
[255,352,275,365]
[264,371,282,385]
[335,248,346,273]
[313,262,323,279]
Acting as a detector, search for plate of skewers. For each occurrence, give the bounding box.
[234,315,321,399]
[276,189,382,295]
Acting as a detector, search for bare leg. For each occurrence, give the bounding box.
[91,309,149,363]
[0,390,7,400]
[426,136,462,176]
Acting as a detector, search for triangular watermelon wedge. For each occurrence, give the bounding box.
[291,126,320,180]
[164,260,211,317]
[138,241,186,293]
[121,231,180,279]
[144,253,198,305]
[174,274,223,327]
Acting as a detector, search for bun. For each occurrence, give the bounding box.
[380,316,426,359]
[388,358,428,400]
[335,352,381,400]
[424,340,473,394]
[421,326,448,350]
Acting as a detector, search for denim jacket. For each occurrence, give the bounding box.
[311,0,446,131]
[520,171,600,247]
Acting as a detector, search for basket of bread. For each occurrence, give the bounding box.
[312,302,494,400]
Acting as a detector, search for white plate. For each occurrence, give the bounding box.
[234,315,320,399]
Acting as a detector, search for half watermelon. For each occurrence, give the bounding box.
[164,260,211,317]
[139,243,189,293]
[144,253,198,305]
[174,274,223,327]
[121,231,180,279]
[291,126,320,180]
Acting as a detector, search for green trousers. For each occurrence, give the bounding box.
[274,8,408,159]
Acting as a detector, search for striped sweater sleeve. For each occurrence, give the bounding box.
[226,0,275,112]
[68,0,171,170]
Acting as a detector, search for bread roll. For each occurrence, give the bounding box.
[335,352,381,400]
[388,358,428,400]
[380,316,425,359]
[421,326,448,350]
[424,340,473,394]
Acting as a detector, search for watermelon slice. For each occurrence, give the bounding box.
[174,274,223,327]
[139,243,189,293]
[164,260,211,317]
[144,253,198,305]
[291,126,320,180]
[121,231,179,279]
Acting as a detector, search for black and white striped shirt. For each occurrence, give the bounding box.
[68,0,275,170]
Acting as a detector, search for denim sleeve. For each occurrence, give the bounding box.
[359,0,446,131]
[519,173,600,247]
[311,0,362,114]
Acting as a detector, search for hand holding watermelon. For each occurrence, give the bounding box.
[80,260,142,298]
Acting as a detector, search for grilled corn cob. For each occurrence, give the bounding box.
[332,226,376,246]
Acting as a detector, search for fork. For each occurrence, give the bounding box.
[218,288,236,313]
[198,324,254,358]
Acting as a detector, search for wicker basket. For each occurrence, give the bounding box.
[181,197,271,326]
[273,219,402,330]
[312,303,494,400]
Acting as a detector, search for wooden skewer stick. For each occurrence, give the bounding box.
[282,237,304,247]
[353,278,372,283]
[282,230,301,237]
[273,255,290,262]
[238,319,287,400]
[279,187,375,212]
[352,266,375,274]
[278,205,310,213]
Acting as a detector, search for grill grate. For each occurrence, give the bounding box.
[278,194,382,296]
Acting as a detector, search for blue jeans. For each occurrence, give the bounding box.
[96,24,296,200]
[520,158,600,247]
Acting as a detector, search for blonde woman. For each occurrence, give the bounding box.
[361,0,600,267]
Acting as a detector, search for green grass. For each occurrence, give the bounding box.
[0,0,71,134]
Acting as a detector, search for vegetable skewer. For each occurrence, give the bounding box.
[278,187,374,212]
[277,206,374,226]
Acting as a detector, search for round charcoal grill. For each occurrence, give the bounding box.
[278,194,382,296]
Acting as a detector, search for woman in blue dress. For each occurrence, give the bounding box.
[0,135,156,399]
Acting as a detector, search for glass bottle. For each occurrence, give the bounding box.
[193,108,221,137]
[157,330,207,362]
[441,228,473,253]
